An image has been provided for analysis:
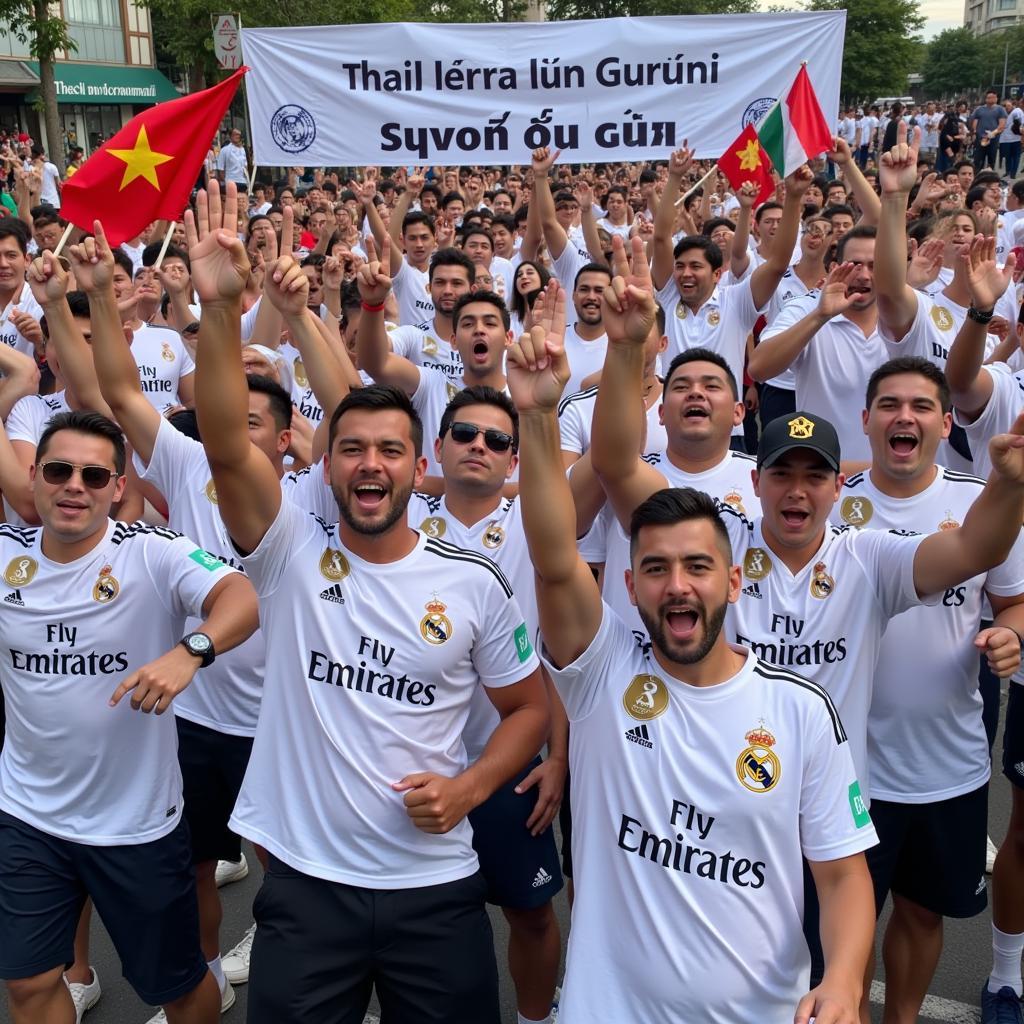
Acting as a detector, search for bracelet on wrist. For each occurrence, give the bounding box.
[360,300,385,313]
[967,305,995,324]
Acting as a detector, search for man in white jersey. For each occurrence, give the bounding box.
[508,263,878,1023]
[559,262,612,396]
[408,384,567,1024]
[188,181,549,1023]
[0,221,43,357]
[0,409,258,1024]
[833,356,1024,1024]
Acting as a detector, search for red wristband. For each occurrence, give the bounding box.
[360,300,385,313]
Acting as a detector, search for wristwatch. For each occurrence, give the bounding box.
[179,631,216,668]
[967,305,995,325]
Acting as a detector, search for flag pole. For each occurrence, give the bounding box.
[154,222,176,270]
[248,163,258,193]
[675,164,718,207]
[52,222,75,258]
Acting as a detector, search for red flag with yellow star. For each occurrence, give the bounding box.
[717,123,775,207]
[60,67,247,245]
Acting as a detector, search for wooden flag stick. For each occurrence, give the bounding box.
[52,222,75,258]
[248,163,258,193]
[675,164,718,207]
[154,222,176,270]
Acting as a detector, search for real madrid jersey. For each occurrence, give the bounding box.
[0,519,237,844]
[562,325,608,398]
[542,606,875,1024]
[392,259,434,327]
[408,492,534,760]
[954,361,1024,480]
[279,340,325,428]
[130,323,196,414]
[833,467,1024,803]
[230,499,539,888]
[721,509,934,799]
[557,383,667,458]
[390,320,463,385]
[0,285,43,357]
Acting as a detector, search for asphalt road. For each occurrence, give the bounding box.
[1,691,1016,1024]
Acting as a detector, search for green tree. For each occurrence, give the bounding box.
[922,27,986,97]
[545,0,755,20]
[0,0,77,171]
[806,0,925,102]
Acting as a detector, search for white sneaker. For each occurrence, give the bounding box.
[987,833,999,874]
[215,853,249,887]
[223,922,256,985]
[144,979,234,1022]
[65,967,101,1023]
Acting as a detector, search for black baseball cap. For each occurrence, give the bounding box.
[757,411,841,473]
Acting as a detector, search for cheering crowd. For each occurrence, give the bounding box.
[2,117,1024,1024]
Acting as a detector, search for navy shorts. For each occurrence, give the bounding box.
[1004,683,1024,790]
[0,810,207,1006]
[866,783,988,919]
[176,715,253,863]
[468,756,564,910]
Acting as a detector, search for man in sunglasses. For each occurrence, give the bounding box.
[408,384,567,1024]
[0,406,259,1024]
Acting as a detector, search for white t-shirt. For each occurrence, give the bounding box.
[760,295,885,463]
[833,467,1024,803]
[558,383,667,458]
[563,324,608,397]
[0,285,43,357]
[954,361,1024,480]
[216,142,249,185]
[721,510,935,797]
[39,161,60,208]
[550,240,590,294]
[0,519,237,844]
[230,499,538,887]
[762,267,820,393]
[278,340,326,428]
[544,608,875,1024]
[120,241,145,276]
[130,323,195,414]
[390,320,463,385]
[392,259,434,327]
[1001,108,1024,144]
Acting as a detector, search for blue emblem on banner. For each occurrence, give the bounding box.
[742,97,776,129]
[271,105,317,153]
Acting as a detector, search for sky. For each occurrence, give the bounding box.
[763,0,964,38]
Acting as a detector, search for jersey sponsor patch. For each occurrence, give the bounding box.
[4,588,24,607]
[514,621,533,663]
[319,548,351,582]
[4,556,37,587]
[622,673,668,721]
[840,496,872,525]
[848,780,871,828]
[188,548,222,572]
[736,722,781,793]
[420,516,446,538]
[743,548,772,581]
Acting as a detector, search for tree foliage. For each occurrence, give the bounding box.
[922,27,986,97]
[543,0,755,22]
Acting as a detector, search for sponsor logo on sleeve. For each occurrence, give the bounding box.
[189,548,222,572]
[848,780,871,828]
[514,622,533,663]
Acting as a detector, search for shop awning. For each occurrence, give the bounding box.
[0,61,40,90]
[25,62,180,105]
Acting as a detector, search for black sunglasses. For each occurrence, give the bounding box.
[447,421,515,453]
[38,461,115,489]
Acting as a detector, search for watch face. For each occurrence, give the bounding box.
[187,634,212,654]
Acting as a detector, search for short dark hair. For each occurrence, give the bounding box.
[702,217,735,237]
[142,242,189,269]
[490,213,515,234]
[168,408,202,442]
[461,225,494,250]
[440,191,465,209]
[402,211,435,236]
[65,290,90,320]
[664,347,738,399]
[965,185,987,209]
[573,262,612,290]
[246,373,293,431]
[0,220,29,254]
[754,201,783,224]
[629,486,732,564]
[439,385,519,451]
[453,290,510,331]
[866,356,951,413]
[835,224,876,263]
[111,248,135,279]
[327,384,423,458]
[823,204,855,221]
[428,247,475,284]
[421,183,442,201]
[33,211,61,231]
[672,234,723,271]
[37,410,126,476]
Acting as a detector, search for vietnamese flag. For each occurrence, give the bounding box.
[61,67,248,246]
[718,123,775,206]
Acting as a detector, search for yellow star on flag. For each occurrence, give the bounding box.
[108,125,173,191]
[735,139,763,172]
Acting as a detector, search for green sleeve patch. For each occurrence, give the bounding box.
[848,781,871,829]
[188,548,222,571]
[514,622,533,664]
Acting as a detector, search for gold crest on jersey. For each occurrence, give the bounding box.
[675,301,687,320]
[482,521,505,549]
[160,341,175,363]
[622,673,669,721]
[319,548,351,582]
[293,357,309,389]
[787,415,815,439]
[706,309,721,327]
[204,479,218,504]
[422,335,438,357]
[743,547,772,581]
[92,564,120,603]
[840,496,873,525]
[810,560,835,599]
[721,490,746,516]
[3,556,37,587]
[938,509,960,531]
[420,595,453,645]
[446,381,459,402]
[420,516,447,539]
[736,721,781,793]
[930,305,954,332]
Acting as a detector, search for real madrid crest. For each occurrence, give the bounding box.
[420,516,447,539]
[160,341,176,363]
[293,357,309,389]
[92,564,120,603]
[675,301,688,320]
[706,309,721,327]
[787,415,815,439]
[622,673,669,721]
[938,509,959,531]
[422,335,439,357]
[743,547,772,581]
[930,304,954,332]
[736,721,781,793]
[205,478,218,504]
[420,595,453,645]
[482,521,505,548]
[319,548,351,582]
[810,560,834,599]
[3,556,37,587]
[721,489,746,516]
[840,495,872,525]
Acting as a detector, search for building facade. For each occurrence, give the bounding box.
[965,0,1022,36]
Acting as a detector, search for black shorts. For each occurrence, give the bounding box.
[0,810,207,1006]
[558,761,573,879]
[1003,683,1024,791]
[176,715,253,863]
[247,857,499,1024]
[468,756,564,910]
[866,783,988,919]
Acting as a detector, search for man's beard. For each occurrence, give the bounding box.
[638,593,728,666]
[334,480,413,536]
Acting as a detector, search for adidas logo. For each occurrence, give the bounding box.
[4,589,24,607]
[319,584,345,605]
[625,723,654,749]
[531,867,553,888]
[741,583,762,600]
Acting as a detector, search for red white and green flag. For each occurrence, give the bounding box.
[756,65,832,176]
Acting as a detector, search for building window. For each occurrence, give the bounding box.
[65,0,125,62]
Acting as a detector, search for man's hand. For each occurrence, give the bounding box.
[514,756,567,836]
[392,771,477,834]
[736,180,759,210]
[67,221,116,294]
[322,254,344,295]
[184,180,251,307]
[574,180,594,210]
[506,280,570,414]
[962,233,1015,311]
[349,177,378,208]
[109,645,202,714]
[406,166,426,196]
[667,142,694,178]
[8,310,41,349]
[879,122,921,196]
[817,263,860,321]
[988,409,1024,485]
[906,237,945,291]
[975,625,1022,678]
[601,234,657,344]
[27,251,69,306]
[436,213,455,249]
[831,135,853,166]
[265,255,309,317]
[356,235,393,306]
[784,163,815,197]
[531,146,560,176]
[794,980,860,1024]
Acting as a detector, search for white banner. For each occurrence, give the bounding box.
[242,12,845,166]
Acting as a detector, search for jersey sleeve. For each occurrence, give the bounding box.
[558,397,588,455]
[541,602,638,722]
[470,573,540,688]
[145,530,240,621]
[877,291,931,359]
[389,324,417,360]
[724,273,767,326]
[4,396,39,444]
[955,363,1024,465]
[655,276,681,318]
[984,523,1024,597]
[551,243,587,292]
[178,338,196,378]
[848,528,935,617]
[578,502,609,563]
[239,296,261,343]
[134,415,205,503]
[799,697,879,861]
[281,464,338,524]
[239,494,318,596]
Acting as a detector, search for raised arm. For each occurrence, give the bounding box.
[531,147,569,261]
[748,165,812,311]
[576,181,605,264]
[832,136,881,226]
[190,181,283,554]
[730,182,757,279]
[0,346,38,422]
[652,145,693,290]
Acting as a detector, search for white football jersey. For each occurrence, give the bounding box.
[0,285,43,357]
[543,607,875,1023]
[390,320,463,385]
[0,519,238,844]
[557,382,667,458]
[130,323,196,414]
[954,361,1024,480]
[230,499,539,888]
[392,259,434,327]
[562,324,608,398]
[278,340,325,428]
